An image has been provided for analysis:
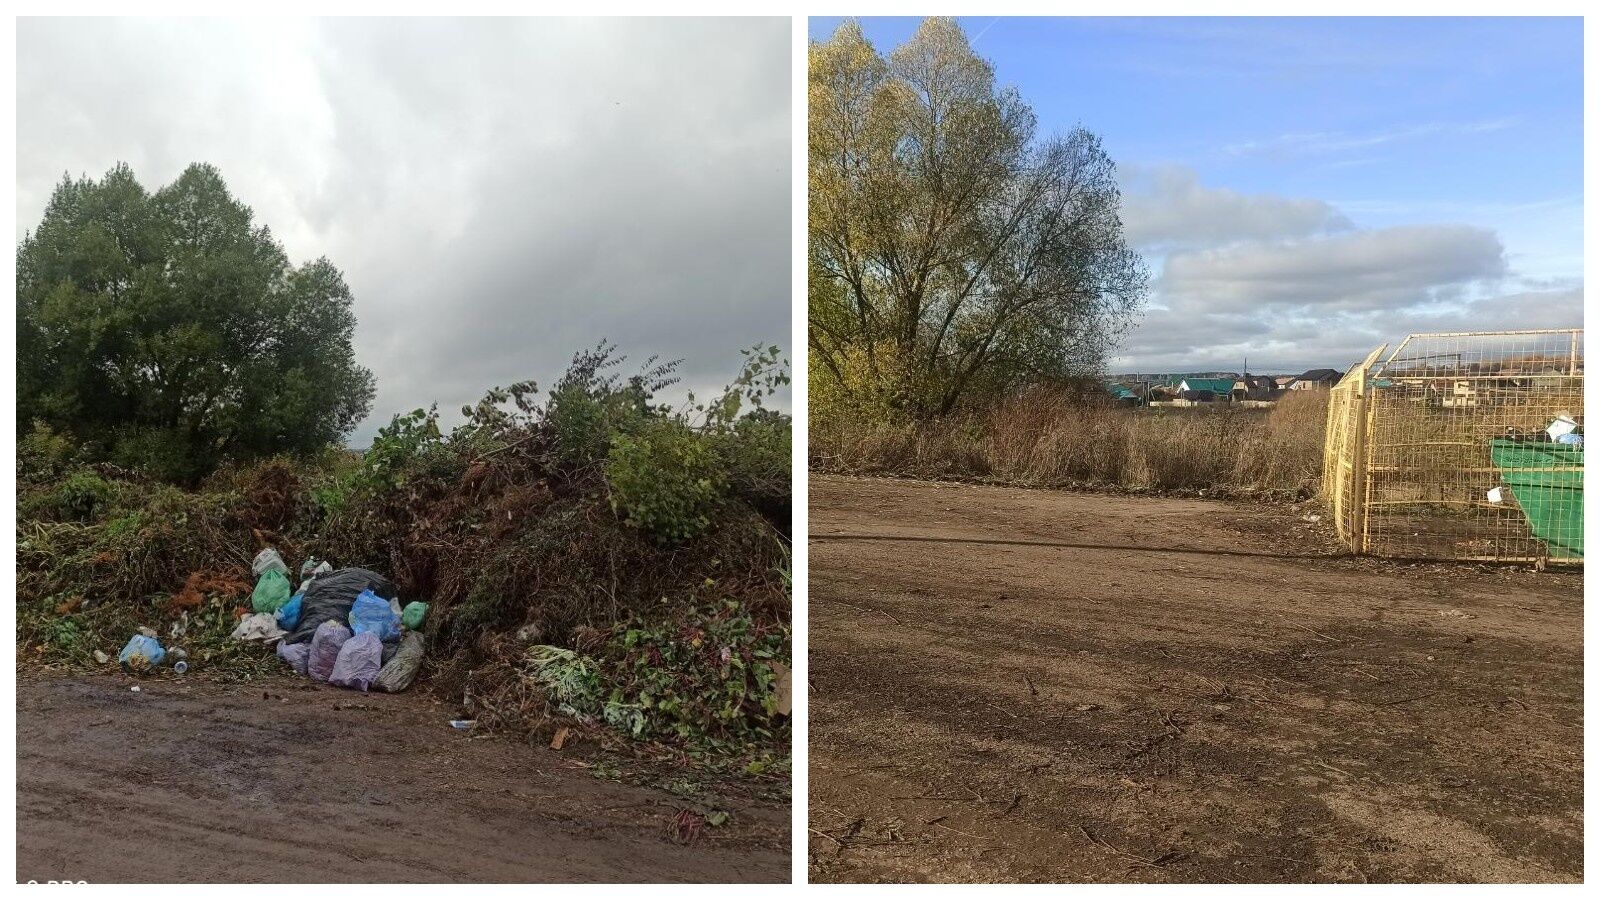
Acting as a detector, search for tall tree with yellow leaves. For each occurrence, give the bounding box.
[809,18,1147,419]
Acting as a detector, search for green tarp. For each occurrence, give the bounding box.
[1489,438,1583,559]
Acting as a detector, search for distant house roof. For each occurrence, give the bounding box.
[1296,368,1342,383]
[1162,373,1219,387]
[1104,381,1137,400]
[1179,377,1235,395]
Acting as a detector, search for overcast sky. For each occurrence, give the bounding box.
[17,17,791,444]
[813,17,1583,376]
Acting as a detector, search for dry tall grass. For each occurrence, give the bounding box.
[810,388,1329,496]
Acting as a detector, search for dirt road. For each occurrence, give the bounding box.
[808,475,1582,883]
[17,672,788,883]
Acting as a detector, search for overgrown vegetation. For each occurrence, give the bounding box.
[811,388,1328,497]
[809,18,1146,419]
[806,17,1310,509]
[16,162,374,483]
[16,343,792,764]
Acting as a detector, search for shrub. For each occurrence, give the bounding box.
[545,343,679,469]
[718,410,791,527]
[17,421,78,480]
[359,406,444,492]
[107,426,204,484]
[53,470,119,522]
[606,419,727,543]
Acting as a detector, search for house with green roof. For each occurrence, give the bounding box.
[1177,377,1236,397]
[1104,381,1140,405]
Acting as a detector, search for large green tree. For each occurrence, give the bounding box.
[809,18,1148,419]
[16,162,374,481]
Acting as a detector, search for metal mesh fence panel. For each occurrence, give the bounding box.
[1322,329,1583,565]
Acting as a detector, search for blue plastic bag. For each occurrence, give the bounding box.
[277,593,304,631]
[348,589,401,642]
[118,634,166,673]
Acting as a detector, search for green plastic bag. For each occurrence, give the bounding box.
[401,601,429,631]
[252,569,292,614]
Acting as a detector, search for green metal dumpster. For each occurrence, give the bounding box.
[1489,438,1584,559]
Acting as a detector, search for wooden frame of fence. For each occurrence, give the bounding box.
[1321,329,1583,565]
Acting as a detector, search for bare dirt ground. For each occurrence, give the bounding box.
[808,475,1582,884]
[17,672,788,883]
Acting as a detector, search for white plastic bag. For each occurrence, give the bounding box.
[252,548,289,577]
[231,612,286,643]
[1547,413,1579,441]
[298,560,334,594]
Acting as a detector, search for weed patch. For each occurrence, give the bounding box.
[812,388,1327,497]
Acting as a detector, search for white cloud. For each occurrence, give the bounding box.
[1110,165,1578,374]
[1120,164,1350,250]
[1116,285,1582,375]
[1223,118,1516,159]
[1158,224,1507,314]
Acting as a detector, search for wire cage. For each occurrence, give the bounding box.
[1322,329,1583,565]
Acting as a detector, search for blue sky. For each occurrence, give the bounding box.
[809,16,1583,374]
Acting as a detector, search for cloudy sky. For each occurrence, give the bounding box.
[17,17,791,443]
[811,16,1583,376]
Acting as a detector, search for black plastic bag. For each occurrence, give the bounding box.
[281,567,397,645]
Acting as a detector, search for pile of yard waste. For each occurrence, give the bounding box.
[17,344,791,762]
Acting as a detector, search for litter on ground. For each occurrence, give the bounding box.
[231,612,286,643]
[229,549,426,693]
[118,634,165,673]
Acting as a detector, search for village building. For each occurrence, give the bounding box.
[1176,377,1236,398]
[1231,374,1277,401]
[1290,368,1343,390]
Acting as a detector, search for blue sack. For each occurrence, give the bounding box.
[348,589,401,642]
[118,634,166,673]
[277,593,304,631]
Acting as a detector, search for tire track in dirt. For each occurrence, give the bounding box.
[18,673,789,883]
[808,475,1581,883]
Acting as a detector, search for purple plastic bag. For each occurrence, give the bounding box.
[308,620,352,682]
[276,640,311,676]
[329,631,383,692]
